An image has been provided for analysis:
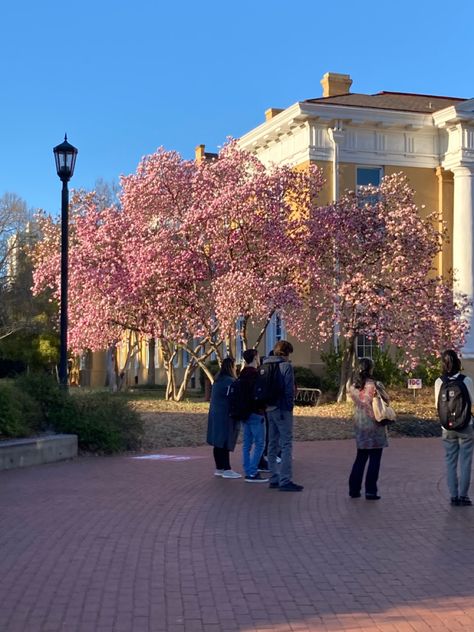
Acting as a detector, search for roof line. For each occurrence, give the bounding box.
[302,101,443,114]
[375,90,466,101]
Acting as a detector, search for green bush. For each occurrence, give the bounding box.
[55,391,144,454]
[0,381,40,438]
[372,348,404,387]
[320,347,342,392]
[129,383,165,391]
[10,373,143,453]
[321,345,407,390]
[406,355,442,387]
[16,372,69,430]
[293,366,321,389]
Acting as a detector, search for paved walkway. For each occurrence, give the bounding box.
[1,438,474,632]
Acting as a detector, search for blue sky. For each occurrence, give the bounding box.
[1,0,473,216]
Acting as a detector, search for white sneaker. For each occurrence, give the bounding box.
[221,470,242,479]
[276,456,282,464]
[214,469,225,477]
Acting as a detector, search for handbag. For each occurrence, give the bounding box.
[372,384,396,424]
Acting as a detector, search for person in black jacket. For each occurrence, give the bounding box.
[206,357,241,479]
[239,349,269,483]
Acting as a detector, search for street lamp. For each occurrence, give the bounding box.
[53,135,78,388]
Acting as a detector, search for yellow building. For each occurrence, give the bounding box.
[86,72,474,387]
[233,71,474,375]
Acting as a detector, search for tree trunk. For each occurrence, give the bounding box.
[175,360,197,401]
[147,338,156,386]
[337,336,356,402]
[161,341,177,401]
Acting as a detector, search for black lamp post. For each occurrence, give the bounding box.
[53,135,78,388]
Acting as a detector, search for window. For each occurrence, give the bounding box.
[265,312,286,356]
[154,338,160,368]
[182,348,189,368]
[235,317,245,364]
[356,167,383,206]
[79,351,91,370]
[356,167,382,187]
[356,334,377,359]
[173,347,180,368]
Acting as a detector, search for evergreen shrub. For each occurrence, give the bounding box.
[293,366,321,389]
[59,392,144,454]
[0,381,40,438]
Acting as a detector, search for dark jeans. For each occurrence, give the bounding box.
[349,448,383,496]
[258,413,270,467]
[213,447,231,471]
[258,412,281,468]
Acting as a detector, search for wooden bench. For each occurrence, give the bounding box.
[295,387,322,406]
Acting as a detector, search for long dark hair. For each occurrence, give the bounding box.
[441,349,461,377]
[353,357,374,390]
[217,357,236,379]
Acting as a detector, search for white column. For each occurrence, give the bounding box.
[453,165,474,357]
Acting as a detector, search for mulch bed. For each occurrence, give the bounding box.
[134,389,441,451]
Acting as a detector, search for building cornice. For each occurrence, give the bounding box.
[238,98,474,172]
[433,99,474,170]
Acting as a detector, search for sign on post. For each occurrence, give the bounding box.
[408,378,422,398]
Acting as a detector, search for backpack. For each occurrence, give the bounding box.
[253,362,282,407]
[227,379,253,421]
[437,374,472,431]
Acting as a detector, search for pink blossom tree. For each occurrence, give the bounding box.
[191,141,324,352]
[32,143,325,400]
[290,172,470,401]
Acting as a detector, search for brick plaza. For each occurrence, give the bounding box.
[1,437,474,631]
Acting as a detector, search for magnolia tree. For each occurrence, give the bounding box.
[290,173,470,401]
[32,142,324,399]
[192,141,324,350]
[33,151,467,402]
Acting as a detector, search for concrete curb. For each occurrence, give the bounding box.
[0,434,78,471]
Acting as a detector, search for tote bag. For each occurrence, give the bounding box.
[372,385,396,424]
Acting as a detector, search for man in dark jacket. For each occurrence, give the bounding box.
[264,340,303,492]
[239,349,269,483]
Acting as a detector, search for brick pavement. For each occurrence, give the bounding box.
[1,437,474,631]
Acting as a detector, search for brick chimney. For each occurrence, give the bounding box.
[195,144,206,163]
[265,108,284,121]
[320,72,352,97]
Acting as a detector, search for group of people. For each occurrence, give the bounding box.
[207,342,474,504]
[206,340,303,491]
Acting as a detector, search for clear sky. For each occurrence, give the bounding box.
[1,0,473,216]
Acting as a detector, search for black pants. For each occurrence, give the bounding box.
[349,448,383,496]
[213,447,231,471]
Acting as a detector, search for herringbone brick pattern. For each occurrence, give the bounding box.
[1,438,474,631]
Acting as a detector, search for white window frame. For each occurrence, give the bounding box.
[182,348,189,368]
[235,317,245,364]
[265,312,286,356]
[154,338,160,368]
[173,346,180,368]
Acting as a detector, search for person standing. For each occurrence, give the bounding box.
[207,357,241,479]
[264,340,303,492]
[348,357,389,500]
[435,349,474,506]
[239,349,269,483]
